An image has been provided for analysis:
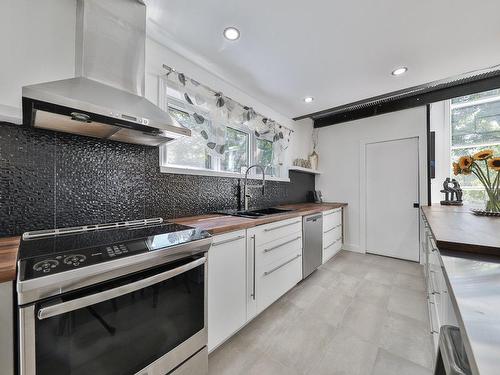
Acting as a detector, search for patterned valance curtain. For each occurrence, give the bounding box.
[161,65,293,172]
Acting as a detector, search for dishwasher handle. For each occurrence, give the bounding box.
[305,214,322,222]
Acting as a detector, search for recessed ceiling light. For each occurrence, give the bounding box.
[392,67,408,76]
[223,27,240,41]
[304,96,314,103]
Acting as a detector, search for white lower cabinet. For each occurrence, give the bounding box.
[207,230,247,352]
[421,211,457,353]
[246,218,303,320]
[322,208,343,263]
[208,215,328,351]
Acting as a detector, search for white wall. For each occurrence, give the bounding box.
[429,101,451,204]
[0,0,313,164]
[0,0,76,122]
[316,107,428,253]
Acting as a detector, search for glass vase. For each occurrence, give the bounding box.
[485,189,500,213]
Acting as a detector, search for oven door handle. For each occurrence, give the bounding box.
[37,256,206,320]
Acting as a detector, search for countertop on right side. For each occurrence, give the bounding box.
[421,205,500,255]
[421,205,500,375]
[438,250,500,375]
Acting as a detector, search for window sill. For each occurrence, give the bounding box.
[159,166,291,182]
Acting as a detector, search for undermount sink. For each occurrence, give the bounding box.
[248,207,293,215]
[233,207,294,219]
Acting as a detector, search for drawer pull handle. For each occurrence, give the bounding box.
[428,302,438,334]
[429,271,440,295]
[324,242,336,250]
[212,235,246,247]
[323,224,341,234]
[264,236,301,253]
[37,257,206,319]
[427,235,438,250]
[323,210,339,216]
[264,254,301,276]
[251,235,256,300]
[264,220,301,232]
[324,237,342,249]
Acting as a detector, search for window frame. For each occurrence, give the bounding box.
[447,92,500,203]
[165,105,213,170]
[158,79,290,182]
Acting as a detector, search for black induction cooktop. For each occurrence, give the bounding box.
[18,222,211,281]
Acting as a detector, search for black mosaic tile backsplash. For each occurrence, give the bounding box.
[0,122,315,237]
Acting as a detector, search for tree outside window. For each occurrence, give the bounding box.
[450,89,500,203]
[255,139,273,175]
[221,127,249,173]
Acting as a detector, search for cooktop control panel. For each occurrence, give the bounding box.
[22,239,146,280]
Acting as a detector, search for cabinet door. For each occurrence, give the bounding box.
[208,230,247,352]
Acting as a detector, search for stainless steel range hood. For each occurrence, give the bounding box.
[22,0,190,146]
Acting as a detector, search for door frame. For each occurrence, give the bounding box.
[359,134,427,261]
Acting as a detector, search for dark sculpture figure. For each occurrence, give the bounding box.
[440,178,463,206]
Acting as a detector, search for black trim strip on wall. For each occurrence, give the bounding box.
[292,66,500,127]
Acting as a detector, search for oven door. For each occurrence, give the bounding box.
[19,255,207,375]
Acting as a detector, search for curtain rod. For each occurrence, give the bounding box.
[162,64,294,133]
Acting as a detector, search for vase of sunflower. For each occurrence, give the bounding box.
[453,149,500,213]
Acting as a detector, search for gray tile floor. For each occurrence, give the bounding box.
[209,250,434,375]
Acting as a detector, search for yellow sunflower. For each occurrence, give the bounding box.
[452,162,460,176]
[472,149,494,160]
[487,157,500,171]
[462,168,472,175]
[458,156,473,170]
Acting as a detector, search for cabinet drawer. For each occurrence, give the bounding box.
[256,253,302,314]
[429,293,441,334]
[323,209,342,231]
[258,232,302,267]
[323,226,341,248]
[253,217,302,247]
[323,236,342,263]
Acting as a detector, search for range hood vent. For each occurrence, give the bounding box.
[22,0,190,146]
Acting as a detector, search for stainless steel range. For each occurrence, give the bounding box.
[16,218,212,375]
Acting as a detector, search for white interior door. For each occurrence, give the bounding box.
[366,137,420,261]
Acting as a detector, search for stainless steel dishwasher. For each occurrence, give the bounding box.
[302,213,323,279]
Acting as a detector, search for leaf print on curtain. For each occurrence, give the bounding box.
[159,65,294,177]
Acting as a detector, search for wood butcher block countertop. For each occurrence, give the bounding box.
[0,237,20,283]
[172,202,347,235]
[421,205,500,255]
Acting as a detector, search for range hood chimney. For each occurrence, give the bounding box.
[22,0,190,146]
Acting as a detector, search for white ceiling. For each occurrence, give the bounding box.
[145,0,500,119]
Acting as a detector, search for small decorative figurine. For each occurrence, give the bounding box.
[440,178,463,206]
